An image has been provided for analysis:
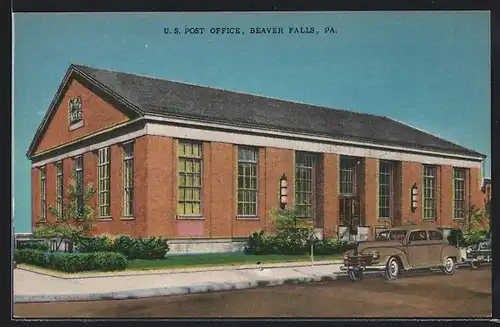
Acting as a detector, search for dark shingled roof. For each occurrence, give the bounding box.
[73,64,484,158]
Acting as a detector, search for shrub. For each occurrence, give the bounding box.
[245,231,279,254]
[16,239,49,252]
[90,252,128,271]
[49,252,95,273]
[311,238,349,255]
[14,249,50,267]
[274,228,310,255]
[13,249,127,273]
[113,236,169,260]
[75,236,113,253]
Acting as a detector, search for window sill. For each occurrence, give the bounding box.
[69,121,84,131]
[177,215,204,220]
[97,217,113,221]
[121,216,135,221]
[236,216,260,221]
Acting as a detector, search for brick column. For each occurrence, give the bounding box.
[264,148,295,234]
[363,158,378,237]
[440,165,453,228]
[209,142,234,238]
[319,153,339,237]
[146,136,175,238]
[401,161,422,224]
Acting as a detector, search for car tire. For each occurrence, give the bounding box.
[442,257,456,275]
[470,261,480,269]
[385,257,400,281]
[348,269,363,282]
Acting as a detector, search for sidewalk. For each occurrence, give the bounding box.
[13,260,349,303]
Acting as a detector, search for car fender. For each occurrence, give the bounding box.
[440,245,461,263]
[377,248,411,270]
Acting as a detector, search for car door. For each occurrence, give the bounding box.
[406,229,430,268]
[427,230,446,266]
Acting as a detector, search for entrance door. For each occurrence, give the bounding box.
[339,197,360,235]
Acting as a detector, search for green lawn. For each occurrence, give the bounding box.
[127,253,342,271]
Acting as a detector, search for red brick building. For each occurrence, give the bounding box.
[27,64,487,252]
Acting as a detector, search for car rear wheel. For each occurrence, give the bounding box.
[385,257,400,281]
[348,269,363,282]
[442,257,456,275]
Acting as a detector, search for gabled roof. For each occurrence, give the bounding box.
[27,64,487,159]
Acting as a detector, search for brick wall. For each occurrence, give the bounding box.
[30,134,485,239]
[34,78,131,155]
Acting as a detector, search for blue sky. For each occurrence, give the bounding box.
[13,12,491,233]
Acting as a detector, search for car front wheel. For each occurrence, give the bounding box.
[385,257,400,281]
[442,257,456,275]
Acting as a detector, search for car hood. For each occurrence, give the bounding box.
[347,240,404,255]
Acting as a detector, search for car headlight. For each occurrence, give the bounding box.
[466,247,472,254]
[372,251,379,259]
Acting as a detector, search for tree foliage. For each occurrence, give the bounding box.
[455,204,486,234]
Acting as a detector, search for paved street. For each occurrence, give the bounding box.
[14,266,491,318]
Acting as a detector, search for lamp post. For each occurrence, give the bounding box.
[411,183,418,213]
[279,174,288,210]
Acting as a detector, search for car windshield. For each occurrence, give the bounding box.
[376,230,407,241]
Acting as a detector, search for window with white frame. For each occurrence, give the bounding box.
[74,155,84,218]
[237,146,258,217]
[55,161,63,220]
[123,143,134,217]
[423,165,437,221]
[98,147,111,217]
[295,152,316,218]
[178,140,202,216]
[378,160,393,219]
[453,168,466,219]
[40,166,47,221]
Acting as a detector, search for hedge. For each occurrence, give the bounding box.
[244,230,350,255]
[75,235,169,260]
[14,249,127,273]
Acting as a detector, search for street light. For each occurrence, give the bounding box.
[411,183,418,213]
[279,174,288,210]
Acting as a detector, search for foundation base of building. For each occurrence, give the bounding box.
[167,238,248,254]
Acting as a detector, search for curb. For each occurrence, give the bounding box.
[14,273,339,303]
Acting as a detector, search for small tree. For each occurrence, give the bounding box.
[33,170,96,252]
[456,204,485,235]
[269,205,313,255]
